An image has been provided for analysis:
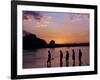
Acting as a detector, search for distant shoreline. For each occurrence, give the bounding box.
[23,33,89,50]
[23,43,89,50]
[48,43,89,48]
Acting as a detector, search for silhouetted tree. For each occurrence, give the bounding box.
[49,40,55,45]
[49,40,55,48]
[23,33,47,49]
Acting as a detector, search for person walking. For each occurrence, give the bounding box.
[47,50,51,67]
[66,50,69,66]
[72,49,75,66]
[79,49,82,66]
[60,50,63,67]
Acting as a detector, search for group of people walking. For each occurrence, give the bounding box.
[47,49,82,67]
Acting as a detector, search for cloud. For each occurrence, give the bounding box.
[23,11,42,21]
[23,11,89,43]
[35,16,52,27]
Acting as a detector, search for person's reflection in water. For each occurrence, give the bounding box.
[79,49,82,66]
[66,50,69,66]
[72,49,75,66]
[47,50,51,67]
[60,50,63,67]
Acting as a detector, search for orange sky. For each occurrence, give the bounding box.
[23,11,89,44]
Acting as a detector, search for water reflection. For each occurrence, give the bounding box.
[79,59,82,66]
[23,47,89,68]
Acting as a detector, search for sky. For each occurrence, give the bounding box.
[23,11,90,44]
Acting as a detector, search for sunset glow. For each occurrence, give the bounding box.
[23,11,89,44]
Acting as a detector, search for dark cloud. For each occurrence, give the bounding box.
[23,11,42,20]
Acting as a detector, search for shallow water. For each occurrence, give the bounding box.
[23,46,89,69]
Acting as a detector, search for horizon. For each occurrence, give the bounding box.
[23,11,90,44]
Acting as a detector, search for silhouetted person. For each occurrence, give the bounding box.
[66,50,69,66]
[60,50,63,67]
[72,49,75,66]
[79,49,82,66]
[47,50,51,67]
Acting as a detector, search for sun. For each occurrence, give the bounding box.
[55,39,67,44]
